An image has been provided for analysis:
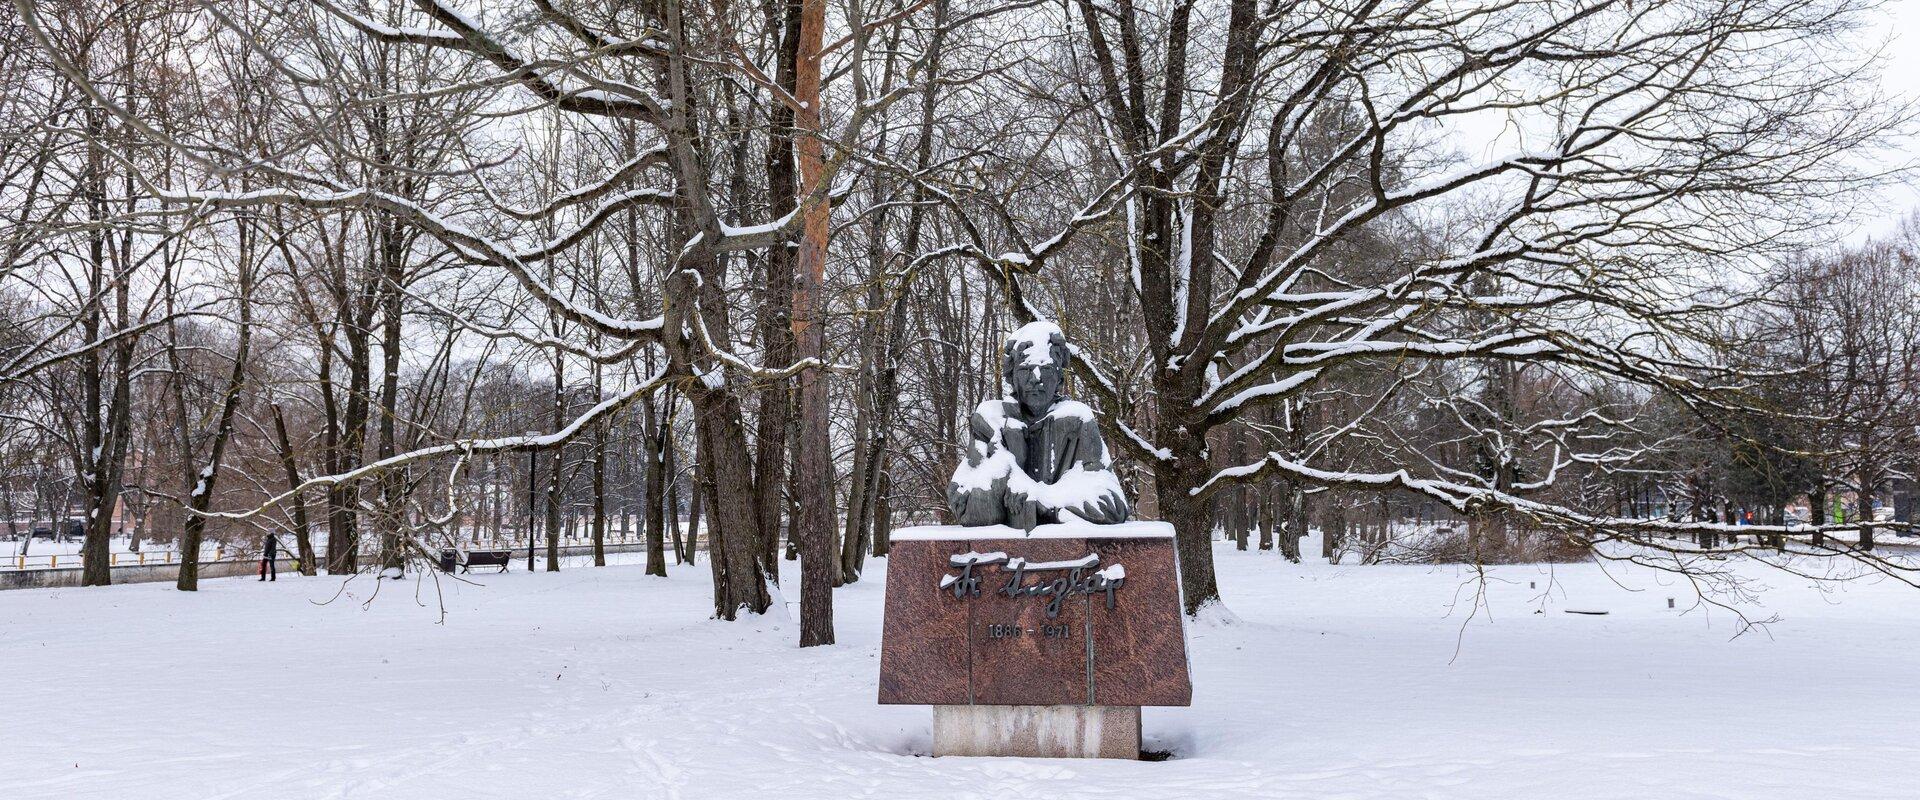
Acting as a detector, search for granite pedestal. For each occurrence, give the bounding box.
[878,521,1191,759]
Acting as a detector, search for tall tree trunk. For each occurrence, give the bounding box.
[76,96,132,588]
[872,470,893,557]
[680,459,698,566]
[375,218,406,576]
[645,391,671,574]
[271,405,319,575]
[1162,473,1221,615]
[545,355,565,572]
[668,427,686,564]
[791,0,836,645]
[178,226,255,590]
[656,1,769,614]
[839,346,874,582]
[1277,482,1303,563]
[1857,467,1877,552]
[698,439,728,608]
[591,367,608,567]
[1229,488,1250,551]
[1324,503,1347,565]
[1257,487,1275,551]
[660,256,766,612]
[1810,483,1828,547]
[753,0,801,582]
[687,387,770,616]
[326,288,374,575]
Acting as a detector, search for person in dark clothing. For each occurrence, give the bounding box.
[259,534,280,581]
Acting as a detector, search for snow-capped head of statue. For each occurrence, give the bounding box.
[947,320,1132,531]
[1006,322,1070,419]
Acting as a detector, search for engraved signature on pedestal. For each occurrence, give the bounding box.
[938,551,1126,618]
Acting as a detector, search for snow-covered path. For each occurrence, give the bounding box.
[3,542,1915,799]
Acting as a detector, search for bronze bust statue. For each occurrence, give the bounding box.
[947,321,1131,530]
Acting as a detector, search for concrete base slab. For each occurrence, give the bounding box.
[932,704,1140,759]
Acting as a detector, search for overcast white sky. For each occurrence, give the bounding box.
[1857,1,1920,239]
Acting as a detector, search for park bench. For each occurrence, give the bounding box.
[462,549,514,573]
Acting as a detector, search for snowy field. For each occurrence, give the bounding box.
[3,539,1917,799]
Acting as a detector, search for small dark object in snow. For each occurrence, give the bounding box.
[1139,749,1174,762]
[1563,609,1609,616]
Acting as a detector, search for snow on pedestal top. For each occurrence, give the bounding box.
[890,520,1173,541]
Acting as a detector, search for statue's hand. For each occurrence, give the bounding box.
[968,410,1000,444]
[1065,492,1126,525]
[1092,493,1127,524]
[1002,429,1026,466]
[964,437,996,469]
[1005,490,1040,532]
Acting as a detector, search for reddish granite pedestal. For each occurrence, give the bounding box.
[878,522,1192,758]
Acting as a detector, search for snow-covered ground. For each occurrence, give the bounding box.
[3,538,1916,799]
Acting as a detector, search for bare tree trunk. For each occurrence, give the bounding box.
[1323,503,1346,564]
[1810,484,1828,547]
[1277,482,1303,563]
[753,0,801,583]
[545,355,564,572]
[178,219,255,591]
[1257,487,1275,551]
[693,428,733,611]
[839,298,876,582]
[688,389,769,616]
[1163,476,1221,615]
[271,405,319,575]
[592,420,608,567]
[787,0,836,645]
[75,96,133,588]
[680,462,698,567]
[668,423,686,564]
[654,2,771,613]
[490,456,504,544]
[865,0,949,565]
[375,216,406,576]
[645,391,671,574]
[872,469,893,557]
[1229,488,1249,551]
[1857,454,1879,551]
[785,411,803,562]
[324,279,374,575]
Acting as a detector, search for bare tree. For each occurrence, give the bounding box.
[895,0,1908,611]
